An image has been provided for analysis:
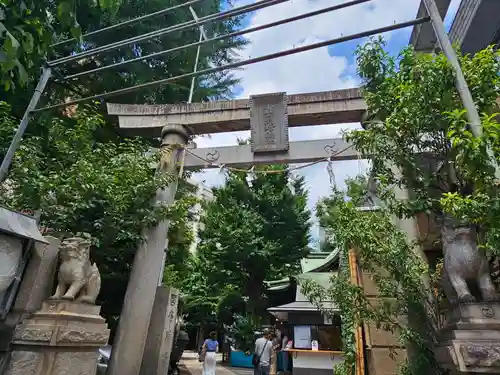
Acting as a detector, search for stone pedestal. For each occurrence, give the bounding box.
[435,302,500,374]
[5,300,109,375]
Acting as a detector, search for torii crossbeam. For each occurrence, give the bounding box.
[107,87,366,168]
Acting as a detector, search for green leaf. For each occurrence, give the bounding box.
[0,23,20,50]
[23,32,34,54]
[15,60,28,84]
[70,19,82,43]
[57,2,72,26]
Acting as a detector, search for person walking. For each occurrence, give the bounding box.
[253,329,273,375]
[201,331,219,375]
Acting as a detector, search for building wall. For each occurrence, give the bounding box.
[186,179,214,255]
[449,0,500,54]
[411,0,500,55]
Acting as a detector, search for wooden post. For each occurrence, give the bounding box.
[348,249,365,375]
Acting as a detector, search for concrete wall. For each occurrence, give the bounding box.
[449,0,500,54]
[292,352,344,375]
[361,270,407,375]
[411,0,500,55]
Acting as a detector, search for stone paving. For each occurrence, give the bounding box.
[179,351,254,375]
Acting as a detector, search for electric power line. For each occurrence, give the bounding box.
[50,0,205,48]
[48,0,289,67]
[62,0,371,80]
[35,16,430,112]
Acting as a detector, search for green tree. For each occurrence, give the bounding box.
[302,177,438,375]
[0,0,121,101]
[1,0,247,338]
[50,0,247,107]
[0,101,169,331]
[197,166,311,316]
[353,38,500,230]
[162,181,198,289]
[303,39,500,375]
[353,38,500,274]
[181,257,220,331]
[2,0,247,117]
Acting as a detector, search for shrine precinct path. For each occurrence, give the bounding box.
[179,351,253,375]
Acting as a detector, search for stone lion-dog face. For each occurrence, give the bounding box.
[49,234,101,304]
[59,236,90,262]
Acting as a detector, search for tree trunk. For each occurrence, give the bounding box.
[246,279,265,317]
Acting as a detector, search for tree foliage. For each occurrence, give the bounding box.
[0,101,183,333]
[0,0,247,338]
[302,177,440,375]
[162,181,198,289]
[1,0,248,117]
[196,166,311,316]
[352,38,500,230]
[303,39,500,375]
[0,0,121,94]
[216,290,247,326]
[227,314,260,353]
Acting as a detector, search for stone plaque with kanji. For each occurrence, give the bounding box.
[249,92,289,153]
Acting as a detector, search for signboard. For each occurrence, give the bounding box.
[294,325,312,349]
[249,92,289,153]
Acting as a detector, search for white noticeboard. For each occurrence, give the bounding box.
[293,325,311,349]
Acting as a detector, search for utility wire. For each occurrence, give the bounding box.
[48,0,288,67]
[62,0,371,80]
[50,0,205,48]
[34,16,430,113]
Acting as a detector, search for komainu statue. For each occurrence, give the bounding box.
[49,233,101,304]
[441,215,499,305]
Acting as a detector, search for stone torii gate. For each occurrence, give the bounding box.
[109,88,365,167]
[105,88,366,375]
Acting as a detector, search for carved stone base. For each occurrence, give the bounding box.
[436,302,500,374]
[5,300,109,375]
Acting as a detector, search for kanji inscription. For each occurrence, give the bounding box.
[249,92,289,153]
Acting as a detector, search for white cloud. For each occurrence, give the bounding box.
[191,0,424,243]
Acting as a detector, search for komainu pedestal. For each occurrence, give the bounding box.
[5,300,109,375]
[435,302,500,374]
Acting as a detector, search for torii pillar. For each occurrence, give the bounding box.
[107,124,189,375]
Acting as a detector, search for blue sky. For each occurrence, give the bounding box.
[192,0,462,247]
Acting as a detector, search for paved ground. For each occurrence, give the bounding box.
[179,351,254,375]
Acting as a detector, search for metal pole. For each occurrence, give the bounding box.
[188,6,206,104]
[423,0,500,179]
[0,67,52,182]
[34,16,429,112]
[189,6,208,41]
[188,35,203,104]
